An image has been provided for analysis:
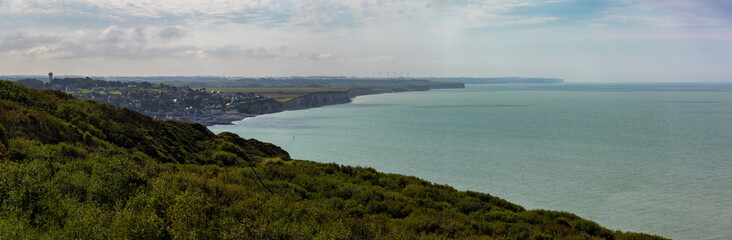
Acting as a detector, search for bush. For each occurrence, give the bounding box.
[573,219,614,239]
[58,142,88,160]
[0,124,7,147]
[89,156,146,208]
[0,80,31,104]
[484,210,518,223]
[457,197,484,214]
[212,151,240,166]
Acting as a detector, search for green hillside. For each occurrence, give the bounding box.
[0,80,665,239]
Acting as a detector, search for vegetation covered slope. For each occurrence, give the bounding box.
[0,80,665,239]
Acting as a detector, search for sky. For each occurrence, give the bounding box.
[1,0,731,82]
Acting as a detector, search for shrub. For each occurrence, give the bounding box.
[0,124,7,147]
[58,142,88,160]
[457,197,484,214]
[0,80,31,104]
[212,150,240,166]
[484,210,518,223]
[573,220,614,239]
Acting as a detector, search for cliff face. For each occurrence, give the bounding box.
[238,83,465,115]
[238,98,286,114]
[346,88,376,98]
[429,82,465,89]
[427,77,563,84]
[283,92,351,110]
[239,91,355,114]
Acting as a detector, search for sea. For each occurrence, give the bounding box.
[208,83,732,240]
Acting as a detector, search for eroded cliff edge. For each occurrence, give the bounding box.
[237,83,465,115]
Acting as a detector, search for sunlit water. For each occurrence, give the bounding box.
[209,83,732,240]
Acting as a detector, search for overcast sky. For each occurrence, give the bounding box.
[1,0,731,82]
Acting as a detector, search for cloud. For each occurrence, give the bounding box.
[60,41,202,59]
[100,25,128,43]
[132,26,147,42]
[0,25,201,59]
[0,0,431,32]
[208,45,280,59]
[0,0,62,15]
[585,0,732,29]
[289,0,380,30]
[0,24,338,61]
[65,25,201,59]
[7,46,54,58]
[310,53,333,61]
[7,0,727,35]
[0,31,61,51]
[2,0,731,80]
[458,10,556,28]
[598,14,719,28]
[207,44,334,61]
[369,55,395,61]
[158,26,186,40]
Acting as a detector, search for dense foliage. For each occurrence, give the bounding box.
[0,80,665,239]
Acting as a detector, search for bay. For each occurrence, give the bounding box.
[209,83,732,240]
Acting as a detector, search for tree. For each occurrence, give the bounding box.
[16,78,45,89]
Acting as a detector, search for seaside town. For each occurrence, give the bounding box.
[9,74,469,125]
[14,75,256,125]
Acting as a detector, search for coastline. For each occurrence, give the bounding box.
[202,86,464,126]
[201,93,369,126]
[198,112,257,126]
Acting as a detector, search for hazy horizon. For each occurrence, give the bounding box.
[1,0,731,82]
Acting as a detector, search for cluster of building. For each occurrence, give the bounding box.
[50,80,261,125]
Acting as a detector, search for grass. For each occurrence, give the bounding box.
[143,88,162,93]
[274,97,294,103]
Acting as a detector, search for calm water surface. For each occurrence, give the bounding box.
[209,84,732,240]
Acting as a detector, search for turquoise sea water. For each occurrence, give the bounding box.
[209,84,732,240]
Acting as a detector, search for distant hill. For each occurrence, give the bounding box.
[429,77,564,84]
[0,80,663,239]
